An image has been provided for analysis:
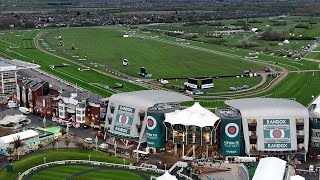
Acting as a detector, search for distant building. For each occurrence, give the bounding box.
[0,61,18,95]
[55,91,105,128]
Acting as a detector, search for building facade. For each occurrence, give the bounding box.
[56,91,104,127]
[0,61,17,95]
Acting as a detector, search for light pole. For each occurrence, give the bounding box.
[88,155,91,161]
[43,157,46,164]
[95,136,98,151]
[43,117,46,128]
[123,158,125,165]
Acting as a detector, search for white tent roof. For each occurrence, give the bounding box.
[164,102,220,127]
[0,114,27,125]
[156,171,177,180]
[290,175,305,180]
[253,157,286,180]
[0,130,39,144]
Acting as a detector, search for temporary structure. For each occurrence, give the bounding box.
[156,171,177,180]
[253,157,286,180]
[164,102,220,127]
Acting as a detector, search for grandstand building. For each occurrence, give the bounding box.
[225,98,309,160]
[104,90,192,152]
[308,96,320,156]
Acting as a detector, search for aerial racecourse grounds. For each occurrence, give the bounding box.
[0,149,159,180]
[0,20,319,107]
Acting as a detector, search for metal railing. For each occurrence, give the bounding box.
[18,160,166,180]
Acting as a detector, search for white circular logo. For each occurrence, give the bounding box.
[225,123,239,138]
[147,116,157,130]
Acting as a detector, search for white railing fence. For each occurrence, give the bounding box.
[18,160,166,180]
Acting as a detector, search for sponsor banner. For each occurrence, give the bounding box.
[116,114,133,126]
[263,119,289,125]
[220,119,241,156]
[201,83,214,89]
[263,119,291,149]
[146,112,165,148]
[118,105,135,114]
[265,143,291,149]
[114,125,131,134]
[311,129,320,144]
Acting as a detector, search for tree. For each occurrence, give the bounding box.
[51,139,56,150]
[6,148,14,156]
[38,144,44,149]
[60,127,66,135]
[13,135,25,160]
[65,138,70,148]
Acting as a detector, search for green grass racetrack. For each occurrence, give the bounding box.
[28,165,151,180]
[0,149,130,179]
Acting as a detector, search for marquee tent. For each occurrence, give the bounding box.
[290,175,305,180]
[156,171,177,180]
[164,102,220,127]
[253,157,286,180]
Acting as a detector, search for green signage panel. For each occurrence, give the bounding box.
[146,112,165,148]
[113,105,135,135]
[220,119,241,156]
[263,119,291,149]
[265,143,291,149]
[114,125,131,134]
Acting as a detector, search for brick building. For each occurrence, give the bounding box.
[55,91,106,128]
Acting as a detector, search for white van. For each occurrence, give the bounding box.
[19,107,30,114]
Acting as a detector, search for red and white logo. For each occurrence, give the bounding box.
[147,116,157,130]
[119,115,129,124]
[225,123,239,138]
[269,129,285,138]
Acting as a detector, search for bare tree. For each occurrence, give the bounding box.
[65,138,70,148]
[13,136,25,160]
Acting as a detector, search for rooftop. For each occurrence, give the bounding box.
[0,130,39,144]
[225,98,309,117]
[109,90,192,109]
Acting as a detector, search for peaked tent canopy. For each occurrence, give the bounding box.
[156,171,177,180]
[164,102,220,127]
[253,157,286,180]
[290,175,305,180]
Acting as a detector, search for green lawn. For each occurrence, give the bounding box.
[0,30,146,97]
[31,166,146,180]
[44,27,266,78]
[71,170,144,180]
[0,149,128,179]
[306,52,320,60]
[255,72,320,106]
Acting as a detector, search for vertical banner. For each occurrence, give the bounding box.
[220,119,241,156]
[146,111,165,148]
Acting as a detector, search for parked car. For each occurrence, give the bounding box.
[84,138,93,144]
[97,131,104,138]
[98,143,108,149]
[309,165,314,171]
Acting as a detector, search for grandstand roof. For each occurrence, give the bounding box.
[164,102,220,127]
[225,98,308,117]
[0,130,39,144]
[253,157,286,180]
[109,90,192,109]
